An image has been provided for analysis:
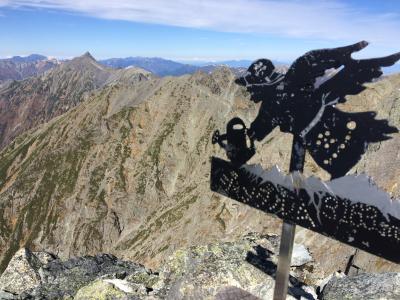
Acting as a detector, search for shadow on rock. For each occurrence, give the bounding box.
[246,245,315,300]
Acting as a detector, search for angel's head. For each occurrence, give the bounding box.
[235,59,283,103]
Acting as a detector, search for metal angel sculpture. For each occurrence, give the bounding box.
[210,41,400,299]
[214,41,399,177]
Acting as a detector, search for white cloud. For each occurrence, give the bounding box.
[1,0,400,49]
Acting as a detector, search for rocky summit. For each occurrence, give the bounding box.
[0,52,399,298]
[0,235,399,299]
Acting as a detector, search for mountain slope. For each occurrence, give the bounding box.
[0,55,58,83]
[0,68,399,279]
[0,53,116,149]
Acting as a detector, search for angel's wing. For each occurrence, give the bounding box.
[317,51,400,104]
[284,41,369,90]
[284,41,399,178]
[284,40,400,104]
[305,106,398,179]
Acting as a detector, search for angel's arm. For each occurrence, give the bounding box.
[248,104,276,141]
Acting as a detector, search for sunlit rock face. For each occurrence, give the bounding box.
[0,235,318,299]
[321,272,400,300]
[1,238,399,299]
[0,247,156,299]
[0,248,43,294]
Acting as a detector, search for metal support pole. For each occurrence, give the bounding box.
[274,221,296,299]
[273,135,306,300]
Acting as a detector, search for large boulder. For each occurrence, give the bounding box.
[154,233,316,299]
[75,279,151,300]
[0,249,158,299]
[24,253,157,299]
[321,272,400,300]
[0,248,43,294]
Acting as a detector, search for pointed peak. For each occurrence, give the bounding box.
[68,51,98,65]
[62,51,108,72]
[81,51,95,60]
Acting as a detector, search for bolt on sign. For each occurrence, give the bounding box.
[210,41,400,299]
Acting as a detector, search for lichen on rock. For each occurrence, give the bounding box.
[0,248,43,294]
[321,272,400,300]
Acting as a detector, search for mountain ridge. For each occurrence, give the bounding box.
[0,52,153,149]
[100,56,209,76]
[0,66,398,278]
[2,54,398,84]
[0,55,58,84]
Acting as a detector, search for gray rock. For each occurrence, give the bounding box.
[316,271,346,296]
[0,290,17,300]
[155,234,316,300]
[0,248,42,294]
[291,244,313,267]
[322,272,400,300]
[0,237,318,299]
[215,286,261,300]
[33,251,58,266]
[75,279,147,299]
[25,253,155,299]
[0,249,157,299]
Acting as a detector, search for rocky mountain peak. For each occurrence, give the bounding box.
[0,52,115,149]
[65,51,105,71]
[190,65,235,95]
[82,51,95,59]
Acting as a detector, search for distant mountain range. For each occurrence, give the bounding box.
[1,54,398,83]
[99,57,196,76]
[0,52,119,148]
[183,59,269,67]
[4,54,48,63]
[0,54,250,81]
[0,54,59,83]
[99,57,252,76]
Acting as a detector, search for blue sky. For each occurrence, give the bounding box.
[0,0,399,62]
